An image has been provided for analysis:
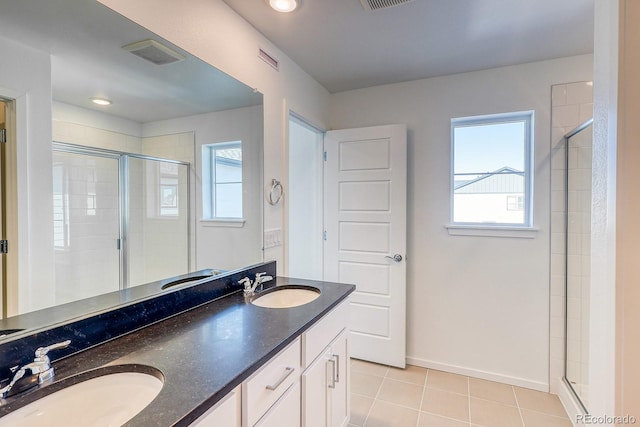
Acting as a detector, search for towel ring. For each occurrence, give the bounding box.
[268,179,283,205]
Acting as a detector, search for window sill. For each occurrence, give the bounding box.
[200,218,246,228]
[445,224,539,239]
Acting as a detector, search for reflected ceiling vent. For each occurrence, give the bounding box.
[258,48,279,71]
[359,0,414,11]
[122,39,185,65]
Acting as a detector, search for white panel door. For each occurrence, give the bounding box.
[323,124,407,368]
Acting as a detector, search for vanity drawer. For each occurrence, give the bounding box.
[302,300,349,368]
[243,337,301,427]
[190,385,240,426]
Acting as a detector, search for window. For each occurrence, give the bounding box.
[202,141,243,219]
[451,112,533,227]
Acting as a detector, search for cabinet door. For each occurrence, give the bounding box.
[190,386,240,427]
[329,331,349,427]
[302,349,330,427]
[254,382,300,427]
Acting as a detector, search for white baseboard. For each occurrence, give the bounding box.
[406,356,548,392]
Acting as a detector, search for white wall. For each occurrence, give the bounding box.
[330,55,594,390]
[588,0,618,417]
[98,0,332,274]
[0,35,54,314]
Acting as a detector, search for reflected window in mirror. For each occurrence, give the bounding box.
[158,162,180,217]
[202,141,243,220]
[145,161,185,219]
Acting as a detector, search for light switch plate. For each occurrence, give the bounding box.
[264,228,283,249]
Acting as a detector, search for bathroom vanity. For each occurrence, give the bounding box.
[195,299,350,427]
[0,263,355,427]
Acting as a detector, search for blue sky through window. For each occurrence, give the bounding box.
[454,120,525,177]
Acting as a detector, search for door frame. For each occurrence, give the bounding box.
[284,109,325,279]
[0,94,19,318]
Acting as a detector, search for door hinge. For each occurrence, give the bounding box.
[0,128,6,143]
[323,230,327,241]
[323,151,327,161]
[0,240,7,254]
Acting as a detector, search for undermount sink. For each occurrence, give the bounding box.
[251,285,321,308]
[160,269,224,290]
[0,369,163,427]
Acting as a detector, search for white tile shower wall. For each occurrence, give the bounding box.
[549,82,593,395]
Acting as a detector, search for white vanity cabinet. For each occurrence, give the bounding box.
[301,302,350,427]
[188,299,350,427]
[254,382,301,427]
[243,337,301,427]
[190,386,241,427]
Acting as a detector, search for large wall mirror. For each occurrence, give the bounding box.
[0,0,264,337]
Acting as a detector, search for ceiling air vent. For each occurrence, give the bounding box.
[122,39,185,65]
[258,48,279,71]
[359,0,415,11]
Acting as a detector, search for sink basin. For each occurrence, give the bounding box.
[160,269,224,290]
[0,370,163,427]
[161,274,212,290]
[251,285,320,308]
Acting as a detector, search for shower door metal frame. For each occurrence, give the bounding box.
[562,118,593,415]
[52,142,192,290]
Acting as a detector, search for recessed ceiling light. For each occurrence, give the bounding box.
[90,97,112,106]
[267,0,298,12]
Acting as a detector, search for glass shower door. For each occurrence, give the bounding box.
[52,150,121,305]
[126,156,189,287]
[565,120,593,412]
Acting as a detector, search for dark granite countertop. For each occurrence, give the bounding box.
[0,277,354,427]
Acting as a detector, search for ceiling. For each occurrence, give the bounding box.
[0,0,262,123]
[222,0,595,93]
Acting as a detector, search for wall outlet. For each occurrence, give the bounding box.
[264,228,283,249]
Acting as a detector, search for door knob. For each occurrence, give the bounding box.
[385,254,403,263]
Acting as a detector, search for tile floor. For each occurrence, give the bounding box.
[349,359,573,427]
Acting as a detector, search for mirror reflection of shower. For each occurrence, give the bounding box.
[48,132,192,312]
[563,118,593,413]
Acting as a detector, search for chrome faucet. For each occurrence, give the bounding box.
[240,272,274,296]
[0,340,71,399]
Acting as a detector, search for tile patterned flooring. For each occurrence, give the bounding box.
[349,359,573,427]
